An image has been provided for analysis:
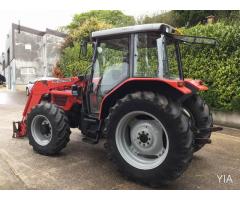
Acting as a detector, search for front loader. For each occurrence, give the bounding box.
[13,23,222,185]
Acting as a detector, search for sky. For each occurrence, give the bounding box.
[0,0,164,54]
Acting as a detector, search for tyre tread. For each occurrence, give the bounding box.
[105,91,193,185]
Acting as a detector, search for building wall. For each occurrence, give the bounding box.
[5,29,14,89]
[0,56,3,74]
[3,24,66,90]
[0,64,2,74]
[44,34,65,77]
[14,29,44,84]
[1,52,6,77]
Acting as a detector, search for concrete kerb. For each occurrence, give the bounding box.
[213,110,240,129]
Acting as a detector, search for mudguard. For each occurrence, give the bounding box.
[98,78,192,119]
[184,79,208,91]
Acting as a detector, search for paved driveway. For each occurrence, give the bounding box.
[0,89,239,189]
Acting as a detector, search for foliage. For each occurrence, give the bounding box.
[59,10,240,112]
[62,17,112,48]
[181,22,240,111]
[139,11,185,27]
[231,96,240,111]
[59,18,113,76]
[139,10,240,27]
[59,11,135,77]
[67,10,135,30]
[59,41,93,77]
[52,62,64,78]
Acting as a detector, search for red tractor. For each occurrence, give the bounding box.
[13,23,222,185]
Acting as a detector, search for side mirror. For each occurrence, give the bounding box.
[80,40,88,57]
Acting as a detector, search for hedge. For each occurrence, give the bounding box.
[59,21,240,112]
[181,22,240,111]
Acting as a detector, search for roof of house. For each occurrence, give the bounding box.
[12,23,67,38]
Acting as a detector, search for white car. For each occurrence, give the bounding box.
[26,77,58,96]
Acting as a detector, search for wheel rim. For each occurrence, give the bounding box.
[31,115,53,146]
[115,111,169,170]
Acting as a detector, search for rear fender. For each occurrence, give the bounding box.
[184,79,208,91]
[98,78,192,120]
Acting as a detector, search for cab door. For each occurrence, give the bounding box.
[88,36,130,114]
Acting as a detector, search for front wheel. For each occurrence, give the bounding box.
[105,92,193,185]
[27,103,71,155]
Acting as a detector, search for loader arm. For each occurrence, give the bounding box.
[13,77,85,138]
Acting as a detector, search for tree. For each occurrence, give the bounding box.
[63,17,112,48]
[140,10,240,28]
[59,18,113,77]
[138,11,185,27]
[58,11,135,77]
[67,10,135,30]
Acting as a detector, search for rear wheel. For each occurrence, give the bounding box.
[183,94,213,152]
[27,103,71,155]
[105,92,193,185]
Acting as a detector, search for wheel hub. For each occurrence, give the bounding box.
[138,132,149,143]
[135,126,153,148]
[40,120,51,136]
[31,115,53,146]
[131,120,162,152]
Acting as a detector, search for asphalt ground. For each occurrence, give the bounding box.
[0,88,239,189]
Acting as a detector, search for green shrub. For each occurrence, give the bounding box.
[231,96,240,111]
[60,13,240,112]
[182,22,240,111]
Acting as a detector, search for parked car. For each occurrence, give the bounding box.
[0,74,6,87]
[26,77,58,96]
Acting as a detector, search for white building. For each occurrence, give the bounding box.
[2,23,66,91]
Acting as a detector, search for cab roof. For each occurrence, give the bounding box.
[91,23,176,39]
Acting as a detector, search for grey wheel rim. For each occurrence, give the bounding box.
[31,115,53,146]
[115,111,169,170]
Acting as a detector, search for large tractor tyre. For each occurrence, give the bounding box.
[183,94,213,152]
[27,103,71,156]
[105,92,193,185]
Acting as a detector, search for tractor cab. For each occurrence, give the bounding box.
[85,23,217,115]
